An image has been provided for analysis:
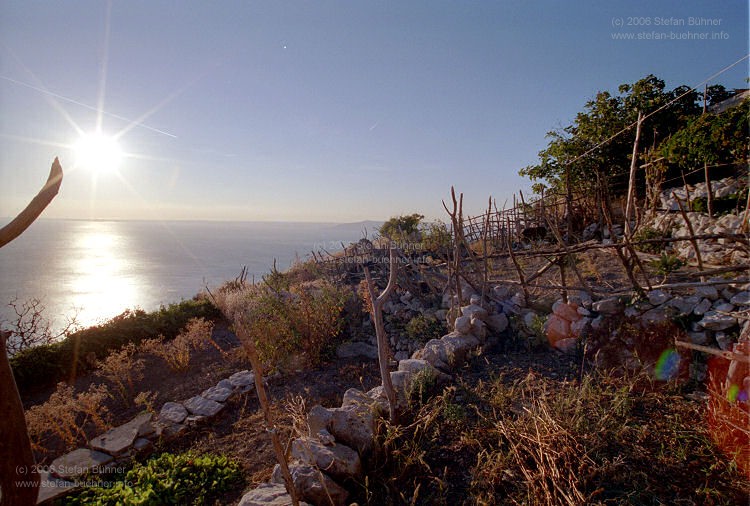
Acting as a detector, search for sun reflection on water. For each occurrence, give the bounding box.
[67,222,142,328]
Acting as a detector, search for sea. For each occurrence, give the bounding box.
[0,219,377,333]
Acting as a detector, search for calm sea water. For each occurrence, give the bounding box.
[0,219,374,332]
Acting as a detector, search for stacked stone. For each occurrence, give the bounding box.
[238,294,505,506]
[41,369,256,504]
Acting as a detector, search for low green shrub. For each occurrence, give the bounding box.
[405,315,445,344]
[650,253,685,278]
[69,451,242,505]
[633,226,668,254]
[11,299,220,394]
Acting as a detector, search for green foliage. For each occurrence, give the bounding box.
[660,98,749,169]
[650,253,685,277]
[70,451,241,505]
[10,299,220,394]
[690,188,749,216]
[379,213,424,242]
[420,220,452,254]
[405,315,445,344]
[632,226,668,254]
[231,281,349,369]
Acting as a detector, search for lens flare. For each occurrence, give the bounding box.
[654,348,681,381]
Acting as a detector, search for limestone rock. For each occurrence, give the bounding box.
[647,289,671,306]
[454,315,472,334]
[201,385,233,403]
[461,303,488,321]
[688,332,709,345]
[159,402,188,424]
[553,337,578,354]
[592,297,625,315]
[50,448,113,480]
[552,300,580,322]
[328,404,376,453]
[730,291,750,306]
[570,317,591,338]
[640,307,672,326]
[344,387,387,414]
[237,483,311,506]
[183,395,224,418]
[485,313,509,333]
[695,285,719,300]
[336,341,378,359]
[88,413,153,456]
[292,437,362,480]
[217,378,235,391]
[412,339,452,371]
[398,358,450,383]
[715,332,734,351]
[272,464,348,506]
[35,470,77,504]
[307,405,333,436]
[698,311,737,331]
[693,298,712,316]
[228,370,255,388]
[668,296,700,316]
[390,370,413,394]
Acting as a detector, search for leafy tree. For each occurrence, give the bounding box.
[660,97,749,169]
[379,213,424,241]
[520,75,700,196]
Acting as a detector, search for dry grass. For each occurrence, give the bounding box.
[25,382,110,457]
[95,342,145,405]
[141,317,219,372]
[359,364,750,505]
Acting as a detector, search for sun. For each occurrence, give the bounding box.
[73,131,123,173]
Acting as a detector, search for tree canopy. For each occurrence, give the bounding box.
[518,75,744,197]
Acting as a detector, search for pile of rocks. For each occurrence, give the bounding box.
[238,294,506,505]
[39,369,256,504]
[492,280,749,380]
[659,177,746,212]
[647,211,747,264]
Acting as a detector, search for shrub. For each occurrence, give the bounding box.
[420,220,452,255]
[25,382,110,455]
[2,296,80,356]
[69,451,242,505]
[96,342,145,405]
[650,252,685,278]
[405,315,445,344]
[633,226,668,254]
[219,280,348,370]
[379,213,424,242]
[10,299,220,394]
[141,317,218,372]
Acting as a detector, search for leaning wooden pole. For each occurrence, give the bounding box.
[624,111,643,237]
[0,158,63,505]
[364,247,399,422]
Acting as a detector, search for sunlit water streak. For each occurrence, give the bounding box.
[0,219,368,332]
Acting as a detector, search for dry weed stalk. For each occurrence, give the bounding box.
[142,317,219,372]
[96,342,145,405]
[25,382,111,456]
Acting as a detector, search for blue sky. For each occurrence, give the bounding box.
[1,1,747,222]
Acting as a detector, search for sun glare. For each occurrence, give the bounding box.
[74,131,123,173]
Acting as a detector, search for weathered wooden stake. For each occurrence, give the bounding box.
[363,247,399,422]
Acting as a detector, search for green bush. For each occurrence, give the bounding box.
[650,253,685,277]
[11,299,220,394]
[230,281,349,370]
[69,451,241,505]
[379,213,424,242]
[633,226,668,254]
[405,315,445,344]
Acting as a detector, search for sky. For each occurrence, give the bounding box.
[0,1,748,223]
